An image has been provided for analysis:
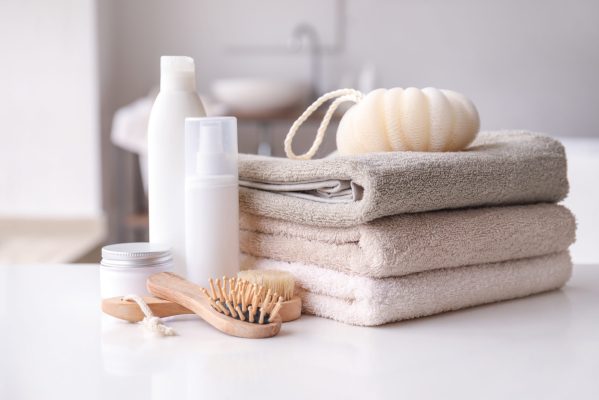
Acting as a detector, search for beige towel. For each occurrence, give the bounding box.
[241,252,572,326]
[239,131,568,226]
[240,204,576,278]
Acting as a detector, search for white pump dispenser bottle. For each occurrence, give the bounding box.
[184,117,239,285]
[148,56,206,276]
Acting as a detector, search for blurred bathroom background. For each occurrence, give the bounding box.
[0,0,598,264]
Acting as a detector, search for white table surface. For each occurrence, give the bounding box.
[1,263,598,400]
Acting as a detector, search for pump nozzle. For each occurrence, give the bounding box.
[185,117,238,177]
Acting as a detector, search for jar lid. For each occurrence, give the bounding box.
[101,242,172,268]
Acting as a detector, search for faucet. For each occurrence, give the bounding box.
[290,23,323,101]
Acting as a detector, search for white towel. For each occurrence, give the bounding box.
[240,252,572,326]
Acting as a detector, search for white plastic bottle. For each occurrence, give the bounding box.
[184,117,239,285]
[148,56,206,276]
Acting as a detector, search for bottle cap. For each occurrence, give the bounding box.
[160,56,196,90]
[185,117,238,177]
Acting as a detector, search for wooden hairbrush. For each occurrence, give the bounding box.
[147,272,282,338]
[102,269,302,324]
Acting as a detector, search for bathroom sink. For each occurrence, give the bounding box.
[211,79,310,115]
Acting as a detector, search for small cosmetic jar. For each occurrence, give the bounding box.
[100,242,173,298]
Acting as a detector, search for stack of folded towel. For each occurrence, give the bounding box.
[237,131,576,326]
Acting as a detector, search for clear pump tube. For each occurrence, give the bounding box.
[184,117,240,285]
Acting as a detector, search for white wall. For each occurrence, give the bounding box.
[0,0,101,218]
[562,139,599,265]
[104,0,599,137]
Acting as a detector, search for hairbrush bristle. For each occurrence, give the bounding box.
[201,276,283,324]
[237,270,295,301]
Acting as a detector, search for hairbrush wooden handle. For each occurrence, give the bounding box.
[102,295,302,323]
[147,272,282,339]
[102,296,193,322]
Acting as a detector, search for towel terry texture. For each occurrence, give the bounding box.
[238,131,568,226]
[240,252,573,326]
[236,130,575,325]
[240,203,576,278]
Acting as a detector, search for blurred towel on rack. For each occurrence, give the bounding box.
[238,131,568,226]
[111,96,153,155]
[111,95,154,192]
[241,252,573,326]
[239,203,576,278]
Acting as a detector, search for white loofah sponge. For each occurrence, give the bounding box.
[337,87,480,154]
[285,87,480,159]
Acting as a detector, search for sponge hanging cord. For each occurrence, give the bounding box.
[284,88,364,160]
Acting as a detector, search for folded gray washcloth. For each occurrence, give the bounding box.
[240,203,576,278]
[241,251,572,326]
[239,131,568,226]
[239,179,357,203]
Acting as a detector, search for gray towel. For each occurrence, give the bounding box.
[240,251,572,326]
[239,203,576,278]
[239,131,568,226]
